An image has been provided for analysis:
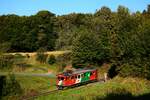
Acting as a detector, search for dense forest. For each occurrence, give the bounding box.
[0,5,150,79]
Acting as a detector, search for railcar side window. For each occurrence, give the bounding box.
[90,72,92,76]
[78,75,80,78]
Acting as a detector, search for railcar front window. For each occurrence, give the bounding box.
[78,75,80,78]
[61,77,64,80]
[58,77,64,80]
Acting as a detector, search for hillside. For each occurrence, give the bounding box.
[36,77,150,100]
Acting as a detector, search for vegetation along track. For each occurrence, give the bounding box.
[21,79,105,100]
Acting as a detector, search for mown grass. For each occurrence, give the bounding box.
[36,77,150,100]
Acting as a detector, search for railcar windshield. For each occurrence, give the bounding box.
[58,77,64,81]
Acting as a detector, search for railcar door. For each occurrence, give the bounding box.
[75,74,82,84]
[81,72,90,82]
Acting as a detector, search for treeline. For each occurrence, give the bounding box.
[0,5,150,79]
[0,11,57,52]
[0,5,150,52]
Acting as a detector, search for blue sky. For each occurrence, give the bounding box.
[0,0,150,16]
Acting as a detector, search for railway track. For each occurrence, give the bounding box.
[21,79,105,100]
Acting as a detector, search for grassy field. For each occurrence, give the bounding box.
[1,51,69,99]
[1,51,150,100]
[36,77,150,100]
[16,76,56,96]
[11,50,70,73]
[12,51,65,97]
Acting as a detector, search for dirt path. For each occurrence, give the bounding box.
[7,50,71,56]
[0,72,56,77]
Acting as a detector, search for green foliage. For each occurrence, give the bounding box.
[118,60,150,79]
[72,29,109,68]
[0,74,23,99]
[55,52,71,71]
[47,55,56,65]
[0,55,14,69]
[56,52,71,64]
[36,48,48,63]
[57,63,66,72]
[0,42,11,53]
[0,10,57,52]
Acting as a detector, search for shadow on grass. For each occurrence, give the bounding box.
[95,91,150,100]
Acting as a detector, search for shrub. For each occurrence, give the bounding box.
[0,55,14,69]
[118,63,150,79]
[1,74,23,99]
[36,48,48,63]
[57,63,66,72]
[48,55,56,65]
[56,52,71,64]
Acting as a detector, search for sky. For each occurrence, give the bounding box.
[0,0,150,16]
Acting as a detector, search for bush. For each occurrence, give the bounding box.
[57,63,66,72]
[118,63,150,79]
[0,55,14,69]
[56,52,71,64]
[36,48,48,63]
[55,52,71,72]
[1,74,23,99]
[48,55,56,65]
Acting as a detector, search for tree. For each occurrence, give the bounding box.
[72,29,109,68]
[1,74,22,99]
[147,4,150,14]
[36,48,48,63]
[48,55,56,65]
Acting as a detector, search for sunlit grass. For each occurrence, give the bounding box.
[36,77,150,100]
[16,76,56,95]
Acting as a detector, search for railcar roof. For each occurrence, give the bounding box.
[57,68,97,77]
[73,68,96,74]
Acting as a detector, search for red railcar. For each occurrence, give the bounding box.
[56,68,98,90]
